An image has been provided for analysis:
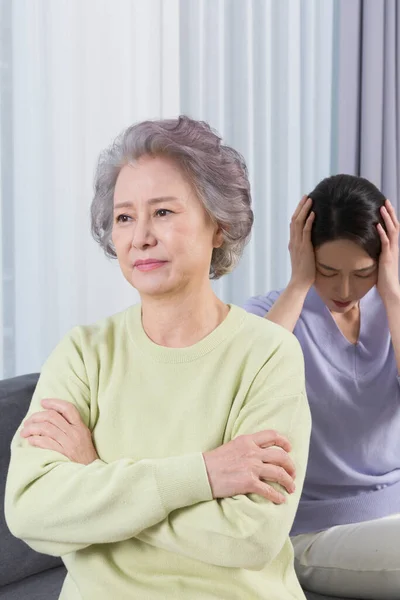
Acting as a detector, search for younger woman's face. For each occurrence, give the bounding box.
[314,239,378,313]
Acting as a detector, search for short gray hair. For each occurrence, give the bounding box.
[91,115,253,279]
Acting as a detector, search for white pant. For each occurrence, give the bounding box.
[291,514,400,600]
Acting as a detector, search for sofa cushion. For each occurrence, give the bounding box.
[0,565,66,600]
[0,374,62,586]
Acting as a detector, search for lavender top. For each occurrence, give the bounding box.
[244,286,400,535]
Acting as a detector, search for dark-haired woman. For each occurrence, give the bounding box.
[245,174,400,599]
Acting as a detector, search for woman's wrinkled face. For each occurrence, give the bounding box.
[314,239,378,313]
[112,155,222,299]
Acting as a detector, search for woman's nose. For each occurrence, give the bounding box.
[338,277,350,299]
[131,218,157,249]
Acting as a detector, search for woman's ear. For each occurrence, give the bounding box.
[213,225,225,249]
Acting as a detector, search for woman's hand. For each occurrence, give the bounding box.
[288,195,316,292]
[21,398,99,465]
[203,430,296,505]
[377,199,400,303]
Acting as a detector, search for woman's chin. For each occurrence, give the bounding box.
[129,273,174,297]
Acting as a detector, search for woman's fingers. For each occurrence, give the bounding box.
[40,398,83,426]
[21,421,67,446]
[291,197,311,234]
[385,199,399,225]
[260,463,296,494]
[252,429,292,453]
[377,222,390,249]
[303,210,315,232]
[261,446,296,478]
[25,409,70,435]
[26,435,63,453]
[251,480,287,505]
[291,195,309,221]
[381,201,399,240]
[290,198,313,247]
[296,197,312,225]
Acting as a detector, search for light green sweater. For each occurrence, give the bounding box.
[5,304,311,600]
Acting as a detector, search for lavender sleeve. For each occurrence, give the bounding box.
[243,290,282,317]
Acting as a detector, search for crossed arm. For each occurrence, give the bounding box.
[5,332,311,569]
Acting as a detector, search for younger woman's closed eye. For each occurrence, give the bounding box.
[354,272,376,279]
[317,271,337,278]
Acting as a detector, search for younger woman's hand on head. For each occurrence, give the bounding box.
[377,199,400,302]
[288,196,316,292]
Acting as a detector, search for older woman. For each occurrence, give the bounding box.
[5,116,311,600]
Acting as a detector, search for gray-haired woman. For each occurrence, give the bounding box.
[5,116,311,600]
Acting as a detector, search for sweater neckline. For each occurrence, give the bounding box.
[126,303,246,363]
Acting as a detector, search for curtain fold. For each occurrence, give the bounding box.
[334,0,400,209]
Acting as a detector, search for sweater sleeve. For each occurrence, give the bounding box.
[243,291,281,317]
[4,328,212,557]
[136,334,312,570]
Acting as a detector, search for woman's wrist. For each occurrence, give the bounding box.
[379,283,400,307]
[287,278,312,298]
[265,279,309,332]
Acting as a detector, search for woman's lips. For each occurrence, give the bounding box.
[333,300,351,308]
[134,261,167,272]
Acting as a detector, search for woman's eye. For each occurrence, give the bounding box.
[318,271,337,278]
[155,209,172,217]
[116,214,131,223]
[355,273,374,279]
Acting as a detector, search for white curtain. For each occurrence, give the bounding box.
[0,0,335,378]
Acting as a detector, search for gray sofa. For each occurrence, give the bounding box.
[0,373,354,599]
[0,373,66,599]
